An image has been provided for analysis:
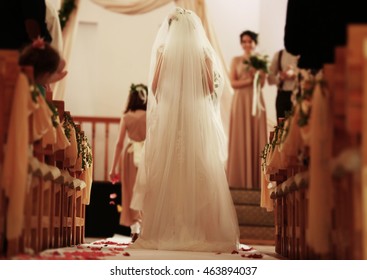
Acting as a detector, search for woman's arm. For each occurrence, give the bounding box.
[230,57,253,89]
[205,56,214,94]
[152,50,163,95]
[267,52,280,86]
[109,116,127,183]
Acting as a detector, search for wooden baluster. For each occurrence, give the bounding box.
[104,123,109,181]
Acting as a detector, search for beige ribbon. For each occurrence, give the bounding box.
[252,71,265,116]
[127,140,145,167]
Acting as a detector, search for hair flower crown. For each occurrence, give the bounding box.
[32,37,46,49]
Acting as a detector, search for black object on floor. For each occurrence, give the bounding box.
[85,181,130,238]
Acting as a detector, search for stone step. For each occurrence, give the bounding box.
[230,189,261,205]
[235,205,274,227]
[239,225,275,241]
[230,188,275,242]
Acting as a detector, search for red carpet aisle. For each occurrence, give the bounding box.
[11,235,283,260]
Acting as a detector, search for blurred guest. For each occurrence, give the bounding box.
[227,30,267,189]
[0,0,51,50]
[267,48,299,121]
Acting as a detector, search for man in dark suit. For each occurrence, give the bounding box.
[0,0,52,50]
[284,0,367,70]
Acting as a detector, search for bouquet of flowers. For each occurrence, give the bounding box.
[243,53,269,116]
[244,53,269,73]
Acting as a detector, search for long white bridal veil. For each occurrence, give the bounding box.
[131,7,239,252]
[147,6,227,159]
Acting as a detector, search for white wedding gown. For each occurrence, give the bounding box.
[130,7,240,253]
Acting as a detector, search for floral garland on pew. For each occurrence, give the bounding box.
[63,112,93,171]
[260,69,329,173]
[296,69,327,127]
[81,135,93,170]
[260,120,286,171]
[62,112,72,140]
[62,112,81,158]
[296,70,315,127]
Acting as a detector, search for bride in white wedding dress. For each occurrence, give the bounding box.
[130,7,240,252]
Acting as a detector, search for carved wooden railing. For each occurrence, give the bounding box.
[73,116,120,181]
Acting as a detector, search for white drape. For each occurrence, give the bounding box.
[91,0,172,14]
[89,0,232,135]
[53,0,81,100]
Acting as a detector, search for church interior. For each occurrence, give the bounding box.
[0,0,367,261]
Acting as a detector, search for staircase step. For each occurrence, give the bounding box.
[230,189,261,205]
[239,225,275,241]
[230,188,275,242]
[235,205,274,226]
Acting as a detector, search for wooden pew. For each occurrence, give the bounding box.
[0,50,21,257]
[50,100,65,249]
[1,51,90,258]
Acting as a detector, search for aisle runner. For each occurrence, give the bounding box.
[13,235,266,260]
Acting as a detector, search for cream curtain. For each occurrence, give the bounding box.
[89,0,233,136]
[53,0,81,100]
[90,0,172,14]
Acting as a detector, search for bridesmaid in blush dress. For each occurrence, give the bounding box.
[227,30,267,190]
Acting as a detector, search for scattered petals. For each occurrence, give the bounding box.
[91,247,102,251]
[113,247,125,251]
[123,252,130,257]
[231,250,239,254]
[93,240,120,245]
[240,247,254,251]
[242,253,263,259]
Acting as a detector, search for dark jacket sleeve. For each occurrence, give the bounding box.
[284,0,366,70]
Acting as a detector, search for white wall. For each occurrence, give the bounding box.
[64,0,288,122]
[64,0,175,116]
[206,0,260,70]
